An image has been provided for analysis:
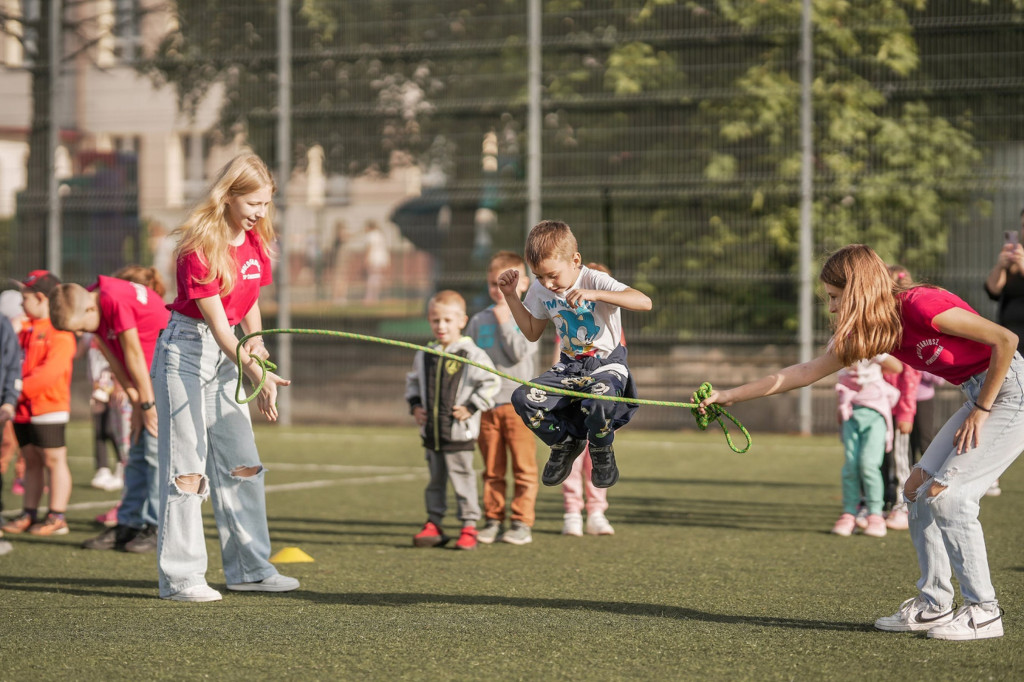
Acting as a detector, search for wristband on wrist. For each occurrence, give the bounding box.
[975,403,991,413]
[140,401,155,411]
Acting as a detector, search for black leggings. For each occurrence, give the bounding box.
[93,406,119,470]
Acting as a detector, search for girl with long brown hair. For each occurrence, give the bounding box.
[699,243,1023,641]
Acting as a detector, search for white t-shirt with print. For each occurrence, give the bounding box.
[523,265,627,359]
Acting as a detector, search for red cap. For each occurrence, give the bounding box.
[11,270,61,296]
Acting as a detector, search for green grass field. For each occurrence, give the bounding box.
[1,422,1022,681]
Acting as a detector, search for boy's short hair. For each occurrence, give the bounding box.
[488,250,526,273]
[48,283,90,331]
[429,289,466,313]
[524,220,578,269]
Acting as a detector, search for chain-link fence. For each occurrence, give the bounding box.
[0,0,1022,432]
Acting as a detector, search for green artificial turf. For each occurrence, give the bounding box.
[1,423,1021,681]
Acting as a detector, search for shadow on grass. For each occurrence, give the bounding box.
[298,590,875,633]
[0,576,157,599]
[624,477,819,489]
[533,494,835,534]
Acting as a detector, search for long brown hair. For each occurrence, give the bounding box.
[172,153,276,294]
[819,244,912,365]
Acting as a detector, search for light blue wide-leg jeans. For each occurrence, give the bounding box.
[153,312,278,598]
[908,354,1024,610]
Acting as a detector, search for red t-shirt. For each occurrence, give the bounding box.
[890,287,992,386]
[167,230,273,326]
[89,275,170,369]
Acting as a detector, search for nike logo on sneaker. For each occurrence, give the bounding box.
[972,614,1002,629]
[914,609,953,623]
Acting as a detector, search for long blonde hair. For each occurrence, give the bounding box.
[820,244,911,366]
[173,153,276,294]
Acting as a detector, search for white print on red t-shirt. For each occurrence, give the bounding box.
[131,282,149,304]
[241,258,262,281]
[916,338,943,365]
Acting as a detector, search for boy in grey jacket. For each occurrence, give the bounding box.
[405,290,499,550]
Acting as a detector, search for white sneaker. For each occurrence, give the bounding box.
[162,584,223,602]
[90,467,124,492]
[885,508,909,531]
[927,604,1004,640]
[477,519,503,545]
[585,512,615,536]
[874,596,956,632]
[90,467,113,490]
[561,512,583,537]
[227,573,300,592]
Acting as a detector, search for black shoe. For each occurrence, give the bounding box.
[589,443,619,488]
[83,524,138,551]
[542,437,586,486]
[123,524,157,553]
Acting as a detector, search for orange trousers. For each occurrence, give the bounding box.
[477,404,539,527]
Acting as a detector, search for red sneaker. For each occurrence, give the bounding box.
[455,526,478,551]
[413,521,447,548]
[95,503,120,527]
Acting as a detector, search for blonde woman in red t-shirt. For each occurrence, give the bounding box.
[699,244,1023,641]
[151,153,297,602]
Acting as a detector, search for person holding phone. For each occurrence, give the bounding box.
[981,208,1024,497]
[984,209,1024,354]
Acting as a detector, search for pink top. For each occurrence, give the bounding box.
[884,365,921,424]
[916,372,945,401]
[836,356,901,450]
[890,287,991,386]
[167,231,273,326]
[90,276,171,369]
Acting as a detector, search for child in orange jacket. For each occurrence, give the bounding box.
[1,271,76,537]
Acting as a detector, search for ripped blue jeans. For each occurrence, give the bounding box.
[909,354,1024,610]
[152,312,279,598]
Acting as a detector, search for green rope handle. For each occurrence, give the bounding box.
[235,328,751,453]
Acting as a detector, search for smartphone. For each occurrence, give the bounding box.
[1005,230,1019,246]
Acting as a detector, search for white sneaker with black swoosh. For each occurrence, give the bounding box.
[927,604,1004,640]
[874,596,956,632]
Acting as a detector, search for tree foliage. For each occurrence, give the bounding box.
[141,0,1010,340]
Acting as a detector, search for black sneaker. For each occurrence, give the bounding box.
[82,524,138,551]
[123,524,158,553]
[542,436,586,486]
[589,443,619,488]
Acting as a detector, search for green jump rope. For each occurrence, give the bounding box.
[234,328,751,454]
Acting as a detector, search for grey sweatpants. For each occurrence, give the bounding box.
[425,448,481,527]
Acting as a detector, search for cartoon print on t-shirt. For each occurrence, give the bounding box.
[555,308,601,356]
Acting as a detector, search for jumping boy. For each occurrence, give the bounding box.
[497,220,652,488]
[466,251,540,545]
[48,274,170,552]
[1,271,76,536]
[405,289,500,551]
